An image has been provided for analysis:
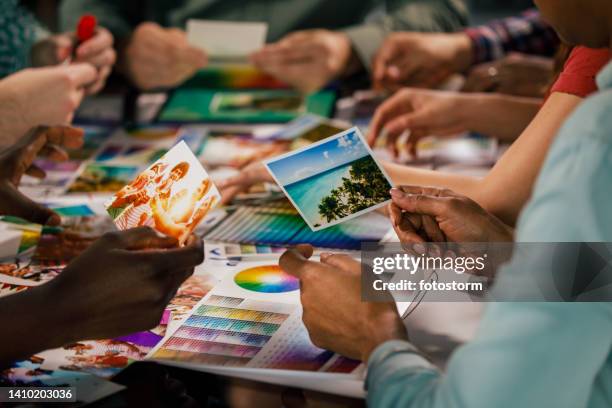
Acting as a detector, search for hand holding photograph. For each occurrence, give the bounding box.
[265,127,393,231]
[105,141,221,245]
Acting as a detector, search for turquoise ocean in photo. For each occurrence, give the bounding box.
[284,161,356,227]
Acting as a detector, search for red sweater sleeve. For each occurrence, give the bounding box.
[549,46,611,97]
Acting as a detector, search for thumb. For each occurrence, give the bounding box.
[3,185,60,225]
[3,128,48,184]
[118,227,179,250]
[319,253,359,271]
[389,188,450,217]
[279,244,314,279]
[63,63,98,87]
[54,34,74,62]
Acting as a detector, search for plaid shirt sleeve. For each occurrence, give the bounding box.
[464,9,560,65]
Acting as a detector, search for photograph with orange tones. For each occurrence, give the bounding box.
[105,141,221,244]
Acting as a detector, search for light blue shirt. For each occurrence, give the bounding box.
[366,61,612,408]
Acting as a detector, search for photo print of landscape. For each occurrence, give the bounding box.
[265,127,393,230]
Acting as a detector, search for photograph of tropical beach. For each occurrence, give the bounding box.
[266,128,393,230]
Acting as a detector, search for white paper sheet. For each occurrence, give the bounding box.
[187,20,268,62]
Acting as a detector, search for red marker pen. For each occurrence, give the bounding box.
[77,14,97,44]
[65,14,97,62]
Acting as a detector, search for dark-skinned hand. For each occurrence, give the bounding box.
[0,126,84,225]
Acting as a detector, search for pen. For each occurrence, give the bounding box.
[76,14,97,45]
[64,14,97,64]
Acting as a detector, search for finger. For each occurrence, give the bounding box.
[6,129,49,183]
[25,164,46,179]
[253,39,315,65]
[397,185,452,197]
[387,58,423,87]
[170,42,208,68]
[368,92,411,146]
[3,184,60,226]
[43,126,84,150]
[410,67,451,89]
[116,227,179,250]
[372,51,390,85]
[76,28,113,59]
[320,253,359,271]
[406,129,429,158]
[85,66,111,95]
[40,144,68,161]
[390,188,452,216]
[461,64,500,93]
[63,63,98,88]
[80,48,116,69]
[421,215,446,242]
[372,40,400,84]
[279,244,315,279]
[394,216,426,244]
[146,237,205,272]
[385,126,405,158]
[384,110,432,140]
[219,185,241,205]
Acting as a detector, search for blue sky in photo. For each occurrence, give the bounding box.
[268,130,370,185]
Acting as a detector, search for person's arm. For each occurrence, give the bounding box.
[383,92,582,225]
[0,284,78,367]
[459,94,541,141]
[344,0,468,72]
[0,229,203,368]
[465,8,560,65]
[367,302,612,408]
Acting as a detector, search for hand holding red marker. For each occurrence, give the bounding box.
[66,14,116,94]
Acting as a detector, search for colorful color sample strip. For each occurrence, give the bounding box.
[152,296,290,367]
[204,203,390,250]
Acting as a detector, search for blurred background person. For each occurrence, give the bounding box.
[0,0,115,146]
[373,8,559,97]
[60,0,468,91]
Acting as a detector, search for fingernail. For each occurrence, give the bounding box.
[413,243,426,255]
[390,188,404,198]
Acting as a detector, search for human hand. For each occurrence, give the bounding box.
[216,161,273,205]
[389,186,514,244]
[462,53,554,97]
[31,28,116,94]
[251,30,358,93]
[368,88,472,156]
[279,245,406,362]
[47,227,203,342]
[0,126,84,225]
[372,32,473,91]
[0,64,97,140]
[121,23,207,90]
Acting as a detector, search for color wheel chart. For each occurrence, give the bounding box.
[234,265,299,293]
[204,203,390,250]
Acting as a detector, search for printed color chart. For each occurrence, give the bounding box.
[152,295,361,373]
[204,202,390,250]
[153,296,291,367]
